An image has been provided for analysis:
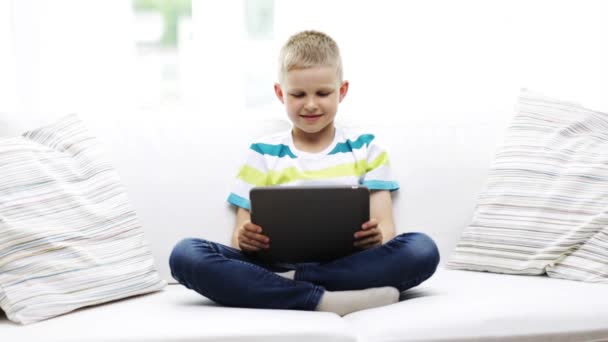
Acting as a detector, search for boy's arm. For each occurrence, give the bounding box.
[370,190,396,243]
[232,207,251,249]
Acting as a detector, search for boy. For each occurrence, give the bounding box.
[169,30,439,316]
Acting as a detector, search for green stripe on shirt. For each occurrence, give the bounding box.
[237,152,390,186]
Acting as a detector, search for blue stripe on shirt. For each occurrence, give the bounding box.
[250,143,297,158]
[328,134,375,155]
[227,193,251,210]
[362,180,400,191]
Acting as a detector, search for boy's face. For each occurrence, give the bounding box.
[274,66,348,136]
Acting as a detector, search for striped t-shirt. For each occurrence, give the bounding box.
[227,128,399,210]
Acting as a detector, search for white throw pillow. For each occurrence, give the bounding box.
[448,90,608,283]
[0,114,166,324]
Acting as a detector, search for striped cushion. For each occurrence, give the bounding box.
[448,90,608,283]
[0,115,166,324]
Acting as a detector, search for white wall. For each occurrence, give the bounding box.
[0,0,17,114]
[274,0,608,125]
[0,0,135,136]
[1,0,607,281]
[3,0,607,126]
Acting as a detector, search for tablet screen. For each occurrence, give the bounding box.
[250,185,370,263]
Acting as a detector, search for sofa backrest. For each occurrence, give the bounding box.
[2,102,516,283]
[87,106,515,283]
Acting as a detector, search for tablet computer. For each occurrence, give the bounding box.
[250,185,370,263]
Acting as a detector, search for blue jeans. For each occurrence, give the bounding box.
[169,232,440,311]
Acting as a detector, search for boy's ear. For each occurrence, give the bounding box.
[339,81,349,102]
[274,83,285,104]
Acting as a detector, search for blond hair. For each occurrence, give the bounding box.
[278,30,343,83]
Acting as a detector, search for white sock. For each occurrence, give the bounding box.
[315,286,399,316]
[275,270,295,280]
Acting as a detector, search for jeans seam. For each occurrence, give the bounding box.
[231,258,299,284]
[191,240,308,308]
[205,239,302,286]
[294,265,305,282]
[303,285,324,310]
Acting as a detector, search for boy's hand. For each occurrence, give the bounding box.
[238,220,270,252]
[354,218,382,250]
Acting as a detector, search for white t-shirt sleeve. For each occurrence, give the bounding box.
[361,138,400,192]
[227,145,268,210]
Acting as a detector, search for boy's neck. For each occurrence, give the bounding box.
[291,125,336,154]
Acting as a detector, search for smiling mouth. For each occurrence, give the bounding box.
[300,114,323,118]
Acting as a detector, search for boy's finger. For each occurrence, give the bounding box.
[242,237,268,249]
[354,231,381,243]
[243,231,270,243]
[354,235,382,248]
[240,241,260,252]
[245,224,262,233]
[242,230,266,240]
[354,228,379,239]
[357,242,381,250]
[361,218,378,229]
[354,236,373,247]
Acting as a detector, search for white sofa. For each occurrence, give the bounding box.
[2,106,608,341]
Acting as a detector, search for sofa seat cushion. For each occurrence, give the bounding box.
[4,268,607,341]
[1,284,356,342]
[346,268,608,342]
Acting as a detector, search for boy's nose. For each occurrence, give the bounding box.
[304,97,318,111]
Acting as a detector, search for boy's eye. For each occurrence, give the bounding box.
[290,93,305,98]
[317,92,330,97]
